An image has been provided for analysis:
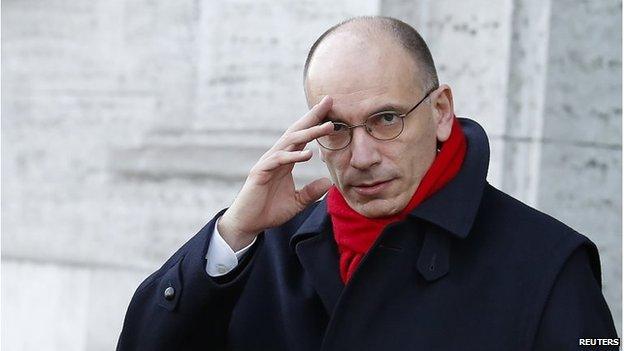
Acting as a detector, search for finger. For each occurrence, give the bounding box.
[277,121,334,151]
[257,149,314,172]
[295,177,333,208]
[286,96,333,133]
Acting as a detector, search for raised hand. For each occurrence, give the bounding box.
[217,96,335,250]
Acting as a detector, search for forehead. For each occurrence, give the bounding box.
[305,31,421,122]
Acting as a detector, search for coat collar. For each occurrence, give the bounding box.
[407,117,489,239]
[290,117,490,246]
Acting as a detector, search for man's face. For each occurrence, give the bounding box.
[305,31,441,218]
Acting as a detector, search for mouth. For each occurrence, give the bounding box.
[351,178,395,196]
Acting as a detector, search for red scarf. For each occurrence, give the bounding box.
[327,116,467,283]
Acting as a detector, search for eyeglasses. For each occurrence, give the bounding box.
[315,87,437,150]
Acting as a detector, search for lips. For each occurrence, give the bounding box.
[351,178,395,196]
[353,180,390,187]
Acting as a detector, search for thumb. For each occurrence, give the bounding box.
[296,177,333,207]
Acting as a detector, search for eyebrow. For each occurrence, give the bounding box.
[369,103,409,115]
[321,103,409,124]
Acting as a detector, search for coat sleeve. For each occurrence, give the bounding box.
[116,208,263,351]
[532,243,619,350]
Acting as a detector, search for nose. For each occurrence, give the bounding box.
[349,127,382,170]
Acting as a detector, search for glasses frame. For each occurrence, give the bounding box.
[316,87,438,151]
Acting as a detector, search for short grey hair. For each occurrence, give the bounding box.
[303,16,439,92]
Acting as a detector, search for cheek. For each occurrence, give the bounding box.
[378,144,404,169]
[396,128,437,174]
[322,152,348,179]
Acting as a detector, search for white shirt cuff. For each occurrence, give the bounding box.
[205,216,257,277]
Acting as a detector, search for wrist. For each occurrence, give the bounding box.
[217,212,256,251]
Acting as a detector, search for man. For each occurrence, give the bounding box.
[118,16,618,350]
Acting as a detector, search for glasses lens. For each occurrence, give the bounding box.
[367,113,403,140]
[316,122,350,150]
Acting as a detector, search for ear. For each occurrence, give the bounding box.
[431,84,455,143]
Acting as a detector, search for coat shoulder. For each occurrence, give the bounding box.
[474,183,602,285]
[479,183,591,246]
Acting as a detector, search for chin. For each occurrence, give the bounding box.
[353,198,402,218]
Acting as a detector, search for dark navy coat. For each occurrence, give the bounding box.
[118,118,618,350]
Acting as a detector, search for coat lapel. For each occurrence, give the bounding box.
[290,199,344,315]
[319,218,452,350]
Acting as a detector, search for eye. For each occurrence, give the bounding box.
[377,113,400,126]
[332,122,348,133]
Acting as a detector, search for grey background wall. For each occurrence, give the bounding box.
[2,0,621,349]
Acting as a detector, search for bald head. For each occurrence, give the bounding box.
[303,16,439,95]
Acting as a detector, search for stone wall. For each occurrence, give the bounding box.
[2,0,621,349]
